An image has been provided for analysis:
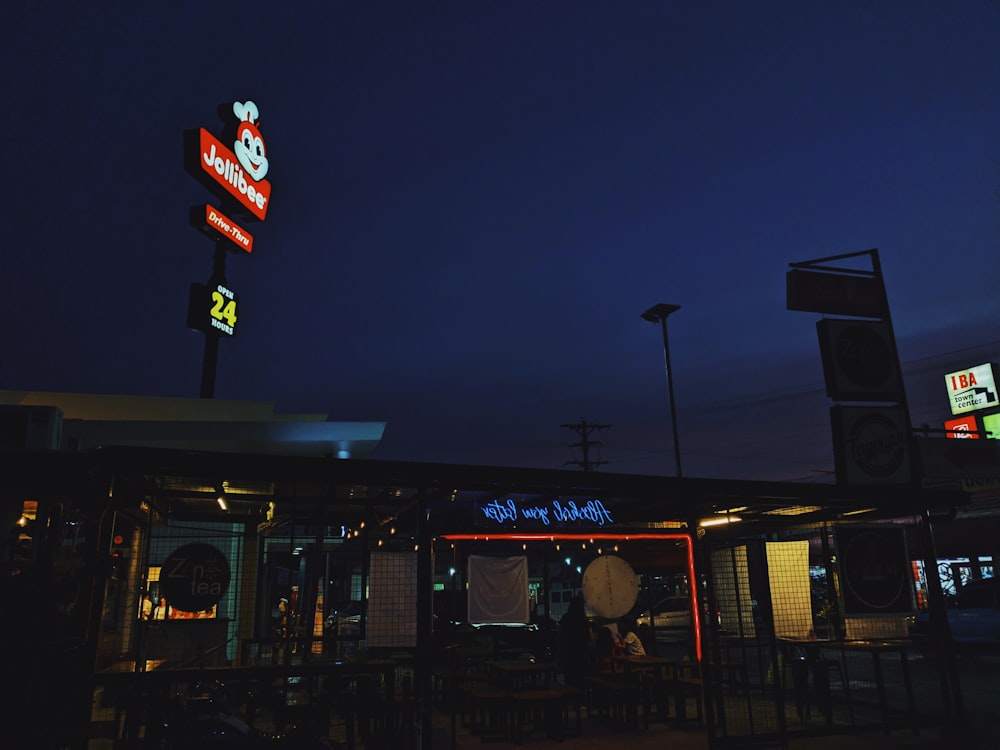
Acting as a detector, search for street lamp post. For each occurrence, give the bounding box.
[641,303,683,477]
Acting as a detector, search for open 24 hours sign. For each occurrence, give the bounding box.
[187,281,238,337]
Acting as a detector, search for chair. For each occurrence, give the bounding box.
[819,647,854,722]
[668,674,704,725]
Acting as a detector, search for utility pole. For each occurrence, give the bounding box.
[562,418,609,471]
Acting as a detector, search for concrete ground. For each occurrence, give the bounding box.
[426,648,1000,750]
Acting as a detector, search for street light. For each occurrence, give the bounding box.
[641,303,683,477]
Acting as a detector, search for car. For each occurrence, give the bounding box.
[326,600,363,636]
[912,578,1000,646]
[635,595,693,636]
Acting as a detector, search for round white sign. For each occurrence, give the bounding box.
[582,555,639,619]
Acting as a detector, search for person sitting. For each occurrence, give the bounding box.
[151,596,169,620]
[617,615,646,656]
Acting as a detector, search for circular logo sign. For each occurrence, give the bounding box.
[582,555,639,619]
[848,412,906,479]
[160,543,231,613]
[842,530,907,611]
[834,324,894,389]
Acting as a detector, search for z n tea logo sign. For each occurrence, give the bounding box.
[185,101,272,221]
[945,363,998,416]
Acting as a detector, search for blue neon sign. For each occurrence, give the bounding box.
[478,497,614,528]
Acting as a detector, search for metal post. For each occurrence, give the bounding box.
[199,241,228,399]
[641,303,683,477]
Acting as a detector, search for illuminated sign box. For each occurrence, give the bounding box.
[944,415,979,439]
[190,204,253,253]
[944,363,998,415]
[186,128,271,220]
[184,101,272,222]
[983,413,1000,440]
[187,282,239,337]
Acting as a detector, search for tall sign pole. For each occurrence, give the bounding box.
[198,242,228,398]
[184,101,271,398]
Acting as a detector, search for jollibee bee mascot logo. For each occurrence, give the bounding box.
[232,101,268,182]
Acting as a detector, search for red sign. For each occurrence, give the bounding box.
[193,204,253,253]
[945,416,979,439]
[196,128,271,220]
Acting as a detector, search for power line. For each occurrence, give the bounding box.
[562,418,609,471]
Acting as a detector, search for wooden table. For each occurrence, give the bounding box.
[612,653,680,676]
[778,637,914,727]
[839,639,915,726]
[486,661,565,741]
[486,660,558,690]
[611,654,694,726]
[96,658,399,749]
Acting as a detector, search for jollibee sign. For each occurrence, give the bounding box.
[185,101,272,221]
[184,100,274,346]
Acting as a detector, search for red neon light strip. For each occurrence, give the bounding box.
[440,533,688,541]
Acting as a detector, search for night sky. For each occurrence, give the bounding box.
[3,1,998,480]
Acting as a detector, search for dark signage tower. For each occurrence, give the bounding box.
[787,249,916,485]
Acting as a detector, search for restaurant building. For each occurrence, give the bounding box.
[0,392,988,749]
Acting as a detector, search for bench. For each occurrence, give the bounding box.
[509,688,565,743]
[584,675,641,729]
[552,683,585,736]
[460,681,510,740]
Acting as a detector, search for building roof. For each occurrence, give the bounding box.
[0,390,386,458]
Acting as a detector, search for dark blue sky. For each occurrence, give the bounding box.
[3,1,998,479]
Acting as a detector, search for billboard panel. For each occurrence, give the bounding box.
[944,415,979,439]
[831,405,911,484]
[836,526,913,615]
[786,269,887,318]
[983,412,1000,440]
[817,319,903,402]
[944,363,998,415]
